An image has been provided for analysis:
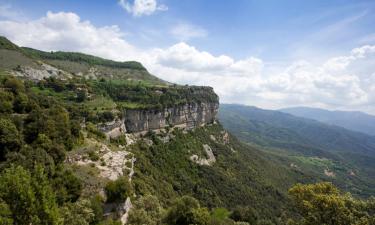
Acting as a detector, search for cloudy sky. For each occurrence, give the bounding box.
[0,0,375,114]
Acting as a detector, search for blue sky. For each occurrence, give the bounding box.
[1,0,375,114]
[5,0,375,59]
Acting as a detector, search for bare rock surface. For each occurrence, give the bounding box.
[124,102,219,133]
[190,144,216,166]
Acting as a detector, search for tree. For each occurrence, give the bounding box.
[59,199,94,225]
[288,182,374,225]
[0,90,14,113]
[4,76,25,94]
[53,168,83,204]
[105,176,133,203]
[0,198,13,225]
[230,206,258,224]
[76,89,87,102]
[164,196,210,225]
[0,118,21,161]
[128,195,164,225]
[0,165,60,225]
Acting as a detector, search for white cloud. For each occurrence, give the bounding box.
[170,23,207,41]
[0,11,374,114]
[0,11,140,60]
[118,0,167,17]
[154,42,234,72]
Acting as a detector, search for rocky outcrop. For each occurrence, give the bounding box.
[190,144,216,166]
[98,119,126,139]
[123,102,219,133]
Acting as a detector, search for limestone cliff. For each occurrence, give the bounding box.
[99,94,219,137]
[123,101,219,133]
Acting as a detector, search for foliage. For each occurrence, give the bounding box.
[218,104,375,197]
[105,176,133,203]
[22,47,146,70]
[93,79,219,109]
[164,196,210,225]
[59,199,95,225]
[0,118,21,160]
[230,206,258,224]
[0,165,60,225]
[288,182,375,225]
[128,195,164,225]
[0,198,13,225]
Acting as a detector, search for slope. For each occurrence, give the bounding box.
[218,104,375,197]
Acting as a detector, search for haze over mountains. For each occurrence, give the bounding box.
[218,104,375,197]
[280,107,375,136]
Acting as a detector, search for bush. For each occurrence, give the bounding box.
[230,206,258,224]
[104,177,133,203]
[0,118,21,161]
[164,196,210,225]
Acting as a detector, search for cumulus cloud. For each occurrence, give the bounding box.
[170,23,207,41]
[118,0,167,17]
[0,11,374,114]
[0,11,140,60]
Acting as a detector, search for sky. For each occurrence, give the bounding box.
[0,0,375,114]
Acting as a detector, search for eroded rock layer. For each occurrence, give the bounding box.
[124,102,219,133]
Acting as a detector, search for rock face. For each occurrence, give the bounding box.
[98,119,126,139]
[124,102,219,133]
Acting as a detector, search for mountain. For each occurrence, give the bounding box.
[280,107,375,136]
[0,37,317,224]
[218,104,375,197]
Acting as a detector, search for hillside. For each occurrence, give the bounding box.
[0,36,164,84]
[280,107,375,136]
[0,37,320,225]
[218,104,375,197]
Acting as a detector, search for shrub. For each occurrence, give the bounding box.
[104,177,133,203]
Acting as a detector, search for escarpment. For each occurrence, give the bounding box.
[123,101,219,133]
[100,87,219,136]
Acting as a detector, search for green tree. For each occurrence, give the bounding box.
[0,90,14,113]
[0,165,60,225]
[288,182,373,225]
[59,199,94,225]
[128,195,164,225]
[4,76,25,94]
[53,168,82,204]
[164,196,210,225]
[0,198,13,225]
[230,206,258,224]
[0,118,21,161]
[105,176,133,203]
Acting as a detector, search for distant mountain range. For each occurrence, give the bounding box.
[280,107,375,136]
[218,104,375,197]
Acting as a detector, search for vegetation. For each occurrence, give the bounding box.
[22,47,146,71]
[218,104,375,197]
[104,176,133,203]
[0,38,374,224]
[288,182,375,225]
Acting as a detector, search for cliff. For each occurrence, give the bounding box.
[123,101,219,133]
[96,85,219,137]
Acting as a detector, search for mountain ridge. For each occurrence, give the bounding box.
[280,106,375,136]
[218,103,375,197]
